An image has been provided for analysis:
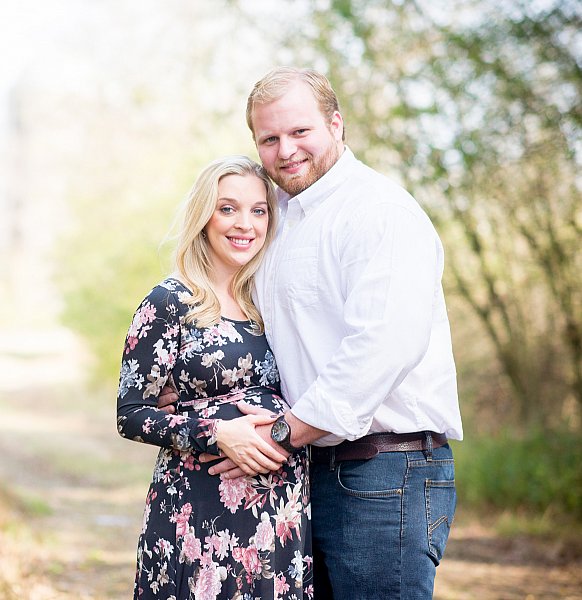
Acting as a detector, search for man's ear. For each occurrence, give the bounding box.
[330,111,344,142]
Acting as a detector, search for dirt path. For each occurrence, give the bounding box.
[1,329,581,599]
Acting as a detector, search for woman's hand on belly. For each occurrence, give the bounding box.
[213,412,289,477]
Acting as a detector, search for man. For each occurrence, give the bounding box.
[162,67,463,599]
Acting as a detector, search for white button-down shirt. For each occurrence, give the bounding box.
[254,148,463,446]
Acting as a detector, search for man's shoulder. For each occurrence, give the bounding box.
[346,161,423,215]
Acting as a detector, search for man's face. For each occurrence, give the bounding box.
[252,81,344,196]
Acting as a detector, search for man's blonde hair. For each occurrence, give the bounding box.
[173,155,278,331]
[246,66,345,141]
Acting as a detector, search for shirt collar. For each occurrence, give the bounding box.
[277,147,357,216]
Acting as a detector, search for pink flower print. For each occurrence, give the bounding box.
[140,301,157,324]
[125,335,138,353]
[221,368,239,387]
[172,503,192,538]
[179,528,202,564]
[166,414,188,427]
[128,301,156,336]
[153,339,172,367]
[206,530,238,560]
[305,583,314,599]
[218,475,251,514]
[141,502,151,535]
[274,483,303,546]
[254,513,274,551]
[202,326,221,346]
[193,563,223,600]
[275,573,290,598]
[154,538,174,561]
[217,320,243,343]
[227,389,247,403]
[182,453,196,471]
[241,545,262,576]
[142,417,155,434]
[232,546,243,562]
[163,322,179,339]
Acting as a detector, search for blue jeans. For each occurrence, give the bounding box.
[311,441,456,599]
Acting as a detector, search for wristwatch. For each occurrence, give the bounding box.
[270,415,297,453]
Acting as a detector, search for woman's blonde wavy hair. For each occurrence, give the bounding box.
[173,155,278,331]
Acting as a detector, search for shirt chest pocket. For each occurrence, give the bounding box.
[278,246,319,309]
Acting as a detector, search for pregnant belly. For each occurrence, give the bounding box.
[178,386,288,421]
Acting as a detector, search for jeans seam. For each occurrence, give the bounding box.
[335,462,404,498]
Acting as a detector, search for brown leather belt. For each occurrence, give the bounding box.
[309,431,448,464]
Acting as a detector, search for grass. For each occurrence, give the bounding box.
[452,428,582,533]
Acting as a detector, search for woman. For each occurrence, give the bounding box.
[117,156,312,600]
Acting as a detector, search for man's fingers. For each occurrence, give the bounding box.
[203,457,255,479]
[218,466,248,479]
[205,457,237,474]
[198,453,223,464]
[158,386,179,408]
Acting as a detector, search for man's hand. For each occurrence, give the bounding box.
[198,455,247,479]
[158,385,178,414]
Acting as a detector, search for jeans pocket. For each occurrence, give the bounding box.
[336,459,404,498]
[426,479,456,564]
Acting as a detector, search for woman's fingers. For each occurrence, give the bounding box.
[248,413,281,426]
[237,400,275,417]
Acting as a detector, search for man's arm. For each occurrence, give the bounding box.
[201,403,329,478]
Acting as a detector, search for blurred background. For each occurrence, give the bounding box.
[0,0,580,598]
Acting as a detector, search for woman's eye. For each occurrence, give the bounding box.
[219,206,234,214]
[253,208,267,215]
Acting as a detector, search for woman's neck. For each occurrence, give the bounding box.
[211,277,247,321]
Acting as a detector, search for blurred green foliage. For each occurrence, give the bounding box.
[56,190,175,385]
[453,430,582,519]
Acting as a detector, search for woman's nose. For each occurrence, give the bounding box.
[234,213,252,230]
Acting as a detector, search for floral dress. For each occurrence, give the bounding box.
[117,278,312,600]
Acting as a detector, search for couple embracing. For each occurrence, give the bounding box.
[117,66,463,600]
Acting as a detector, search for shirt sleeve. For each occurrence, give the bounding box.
[290,201,442,441]
[116,284,220,455]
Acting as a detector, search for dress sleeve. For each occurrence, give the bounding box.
[116,284,220,455]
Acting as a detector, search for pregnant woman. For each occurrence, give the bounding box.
[116,156,312,600]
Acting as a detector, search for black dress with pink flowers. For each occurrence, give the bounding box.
[117,278,312,600]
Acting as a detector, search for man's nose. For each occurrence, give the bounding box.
[278,137,297,160]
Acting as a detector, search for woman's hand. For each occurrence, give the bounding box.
[213,412,289,477]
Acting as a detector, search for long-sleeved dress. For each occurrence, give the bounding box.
[117,278,312,600]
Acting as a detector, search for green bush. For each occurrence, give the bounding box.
[452,429,582,520]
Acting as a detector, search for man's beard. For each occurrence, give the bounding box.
[270,142,341,197]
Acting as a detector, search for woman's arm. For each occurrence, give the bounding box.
[116,284,220,455]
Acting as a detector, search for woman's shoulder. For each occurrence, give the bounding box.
[140,277,193,311]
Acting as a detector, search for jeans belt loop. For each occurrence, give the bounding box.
[329,446,336,471]
[425,431,433,461]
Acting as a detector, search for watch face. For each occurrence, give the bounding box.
[271,419,290,443]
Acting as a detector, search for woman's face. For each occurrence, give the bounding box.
[204,174,270,279]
